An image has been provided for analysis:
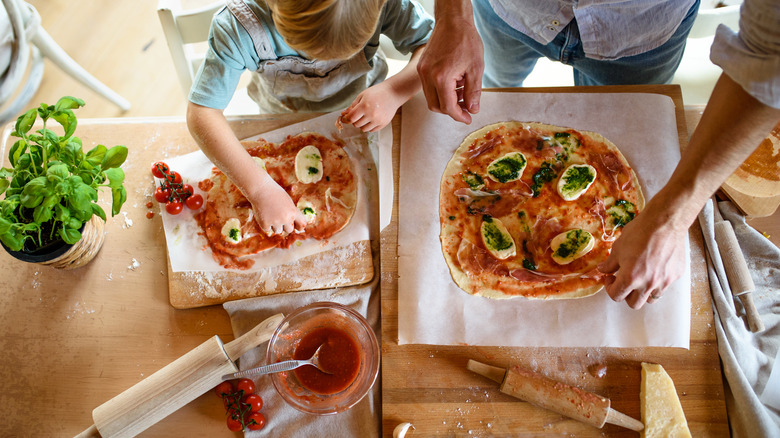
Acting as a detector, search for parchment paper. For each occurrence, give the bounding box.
[160,112,383,272]
[397,91,691,348]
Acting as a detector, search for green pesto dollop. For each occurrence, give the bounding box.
[487,152,527,183]
[462,170,485,189]
[553,229,590,259]
[560,165,595,195]
[607,199,637,228]
[531,161,558,197]
[481,217,513,252]
[228,228,240,242]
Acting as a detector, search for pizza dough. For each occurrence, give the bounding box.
[439,121,645,299]
[194,132,357,270]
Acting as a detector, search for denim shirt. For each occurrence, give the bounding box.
[487,0,698,60]
[189,0,433,110]
[710,0,780,108]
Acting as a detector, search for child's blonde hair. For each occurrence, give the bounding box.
[265,0,386,60]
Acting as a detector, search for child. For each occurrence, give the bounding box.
[186,0,433,235]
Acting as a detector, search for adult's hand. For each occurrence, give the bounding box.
[598,203,687,309]
[417,0,484,124]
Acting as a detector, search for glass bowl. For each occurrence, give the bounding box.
[266,301,380,415]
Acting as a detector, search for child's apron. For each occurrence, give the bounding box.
[227,0,388,113]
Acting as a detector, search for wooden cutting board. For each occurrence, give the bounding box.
[685,109,780,217]
[381,86,729,437]
[167,240,374,309]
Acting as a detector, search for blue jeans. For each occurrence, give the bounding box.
[473,0,701,87]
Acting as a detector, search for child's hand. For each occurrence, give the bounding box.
[248,178,307,235]
[341,83,403,133]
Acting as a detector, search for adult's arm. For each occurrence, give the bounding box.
[416,0,484,124]
[599,73,780,308]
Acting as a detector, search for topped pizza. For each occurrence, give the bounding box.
[439,122,644,299]
[194,132,357,270]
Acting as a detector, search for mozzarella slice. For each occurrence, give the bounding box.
[486,152,527,183]
[480,216,516,260]
[297,199,317,223]
[295,145,323,184]
[557,164,596,201]
[550,229,595,265]
[221,218,242,244]
[252,156,266,170]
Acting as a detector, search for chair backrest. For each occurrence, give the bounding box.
[157,0,224,97]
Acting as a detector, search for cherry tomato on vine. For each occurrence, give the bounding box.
[151,162,169,179]
[185,193,203,210]
[226,411,243,432]
[171,171,183,184]
[214,381,233,398]
[236,378,255,395]
[223,394,238,409]
[154,187,171,203]
[165,200,183,215]
[245,412,266,431]
[242,393,263,412]
[181,184,194,199]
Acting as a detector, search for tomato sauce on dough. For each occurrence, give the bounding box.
[293,326,360,395]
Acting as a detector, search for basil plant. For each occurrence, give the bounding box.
[0,97,128,252]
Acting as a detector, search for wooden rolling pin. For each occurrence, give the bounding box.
[467,359,643,431]
[712,199,764,332]
[74,313,284,438]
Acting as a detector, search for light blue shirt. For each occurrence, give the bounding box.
[190,0,433,110]
[487,0,698,60]
[710,0,780,108]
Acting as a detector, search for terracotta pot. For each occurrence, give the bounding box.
[2,216,105,269]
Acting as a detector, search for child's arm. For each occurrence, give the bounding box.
[186,102,307,235]
[340,45,427,132]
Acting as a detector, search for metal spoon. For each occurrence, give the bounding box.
[221,344,330,380]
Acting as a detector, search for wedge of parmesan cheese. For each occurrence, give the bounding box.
[297,199,317,223]
[557,164,596,201]
[550,229,594,265]
[486,152,527,183]
[221,218,242,244]
[641,362,692,438]
[480,216,516,260]
[295,145,323,184]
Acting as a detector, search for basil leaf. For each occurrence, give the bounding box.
[85,144,107,167]
[51,111,78,140]
[60,226,82,245]
[20,177,47,208]
[55,204,71,222]
[14,109,37,136]
[101,145,128,169]
[9,139,27,167]
[104,168,125,189]
[0,231,23,252]
[111,186,127,216]
[55,96,85,112]
[33,202,53,224]
[91,203,106,222]
[0,179,8,195]
[47,163,69,182]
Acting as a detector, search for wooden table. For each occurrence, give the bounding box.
[0,114,317,437]
[381,86,730,437]
[2,86,763,437]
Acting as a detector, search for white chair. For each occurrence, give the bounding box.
[157,0,257,115]
[0,0,130,125]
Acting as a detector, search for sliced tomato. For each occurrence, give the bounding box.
[151,162,169,179]
[242,393,263,412]
[185,193,203,210]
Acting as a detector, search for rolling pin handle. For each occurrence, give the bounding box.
[606,407,644,432]
[739,294,765,333]
[223,313,284,361]
[73,424,101,438]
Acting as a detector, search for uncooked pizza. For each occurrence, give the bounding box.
[439,121,645,299]
[194,132,357,270]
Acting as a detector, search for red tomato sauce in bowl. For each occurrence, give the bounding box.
[293,327,360,394]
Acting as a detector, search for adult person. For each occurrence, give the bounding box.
[418,0,780,309]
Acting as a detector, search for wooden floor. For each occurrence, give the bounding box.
[23,0,189,119]
[10,1,780,242]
